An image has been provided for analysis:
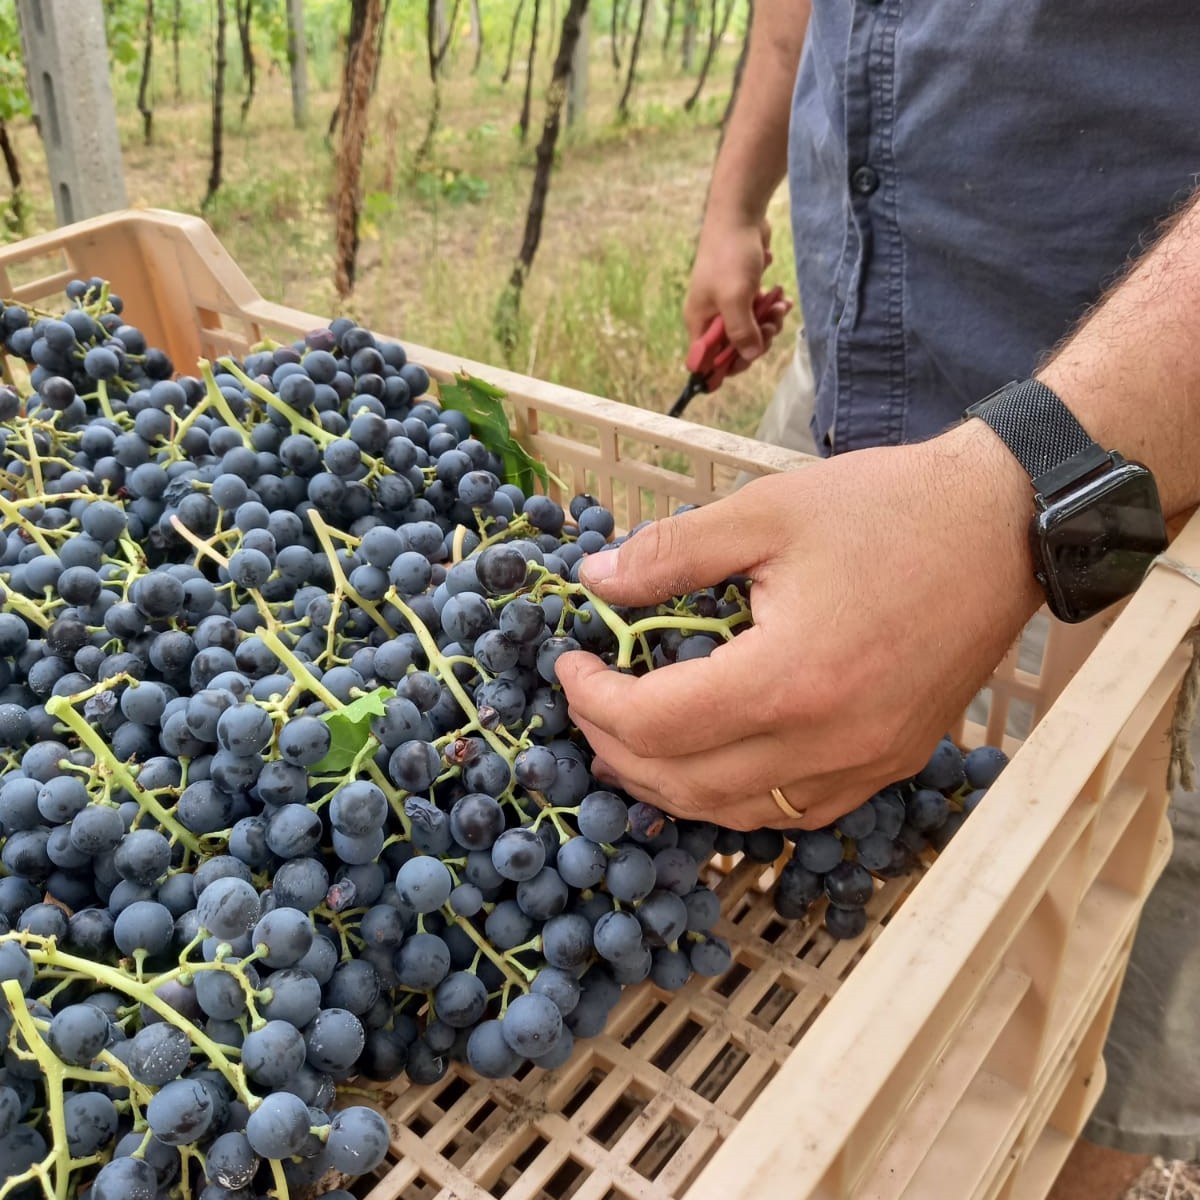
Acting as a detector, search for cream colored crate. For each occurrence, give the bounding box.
[2,210,1197,1200]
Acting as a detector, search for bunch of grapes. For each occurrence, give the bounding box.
[0,280,1007,1200]
[769,738,1008,936]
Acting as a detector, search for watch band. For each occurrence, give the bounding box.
[966,379,1114,501]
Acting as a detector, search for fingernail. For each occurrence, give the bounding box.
[742,346,762,363]
[581,546,619,586]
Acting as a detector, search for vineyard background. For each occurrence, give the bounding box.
[0,0,798,442]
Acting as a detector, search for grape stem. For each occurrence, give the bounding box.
[44,693,204,857]
[0,494,54,557]
[384,590,515,764]
[220,357,337,447]
[438,904,533,992]
[198,360,254,447]
[2,979,69,1200]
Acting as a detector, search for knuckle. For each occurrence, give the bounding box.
[758,686,799,732]
[604,704,663,760]
[619,721,660,761]
[660,777,716,823]
[627,518,693,594]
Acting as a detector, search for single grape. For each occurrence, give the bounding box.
[63,1091,118,1157]
[824,861,875,909]
[47,1003,112,1067]
[689,934,734,977]
[915,737,966,792]
[793,830,845,874]
[907,787,951,833]
[449,792,505,850]
[146,1079,215,1146]
[394,933,451,990]
[245,1091,313,1159]
[324,1106,391,1174]
[252,906,315,968]
[965,744,1009,789]
[126,1021,192,1086]
[241,1020,308,1087]
[491,827,546,882]
[395,856,453,913]
[556,836,608,889]
[577,790,628,843]
[196,876,260,940]
[593,909,645,965]
[464,1019,522,1078]
[205,1130,261,1190]
[825,904,869,941]
[501,992,564,1059]
[306,1008,366,1073]
[605,845,657,903]
[90,1156,158,1200]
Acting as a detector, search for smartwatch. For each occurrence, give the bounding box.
[965,378,1168,623]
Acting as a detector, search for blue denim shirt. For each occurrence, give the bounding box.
[789,0,1200,454]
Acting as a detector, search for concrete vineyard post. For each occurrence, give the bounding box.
[14,0,128,224]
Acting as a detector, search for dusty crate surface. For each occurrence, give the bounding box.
[356,856,914,1200]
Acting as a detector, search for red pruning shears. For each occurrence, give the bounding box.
[668,284,790,419]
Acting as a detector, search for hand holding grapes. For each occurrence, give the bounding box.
[557,420,1043,829]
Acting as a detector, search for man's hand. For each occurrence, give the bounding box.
[679,0,810,376]
[684,215,788,372]
[556,421,1041,830]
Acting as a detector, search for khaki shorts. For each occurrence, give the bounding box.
[756,329,1200,1159]
[752,327,822,459]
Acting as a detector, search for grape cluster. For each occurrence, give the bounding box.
[767,738,1008,936]
[0,279,1009,1200]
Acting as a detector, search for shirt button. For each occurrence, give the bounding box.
[851,165,880,195]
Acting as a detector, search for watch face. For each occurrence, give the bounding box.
[1033,463,1168,623]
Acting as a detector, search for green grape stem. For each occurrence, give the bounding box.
[0,494,54,557]
[383,589,517,764]
[220,358,338,448]
[438,904,534,992]
[198,360,254,448]
[43,694,203,858]
[1,979,68,1200]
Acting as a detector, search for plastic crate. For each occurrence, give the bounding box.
[2,209,1197,1200]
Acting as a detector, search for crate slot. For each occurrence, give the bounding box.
[710,960,751,999]
[648,1017,706,1072]
[859,963,1031,1200]
[891,1069,1027,1200]
[1034,832,1171,1103]
[592,1091,653,1151]
[531,1156,588,1200]
[748,977,800,1027]
[1083,780,1147,894]
[559,1068,611,1120]
[1006,1124,1076,1200]
[0,244,73,301]
[629,1114,701,1183]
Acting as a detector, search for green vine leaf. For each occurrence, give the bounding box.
[438,372,551,496]
[314,687,395,773]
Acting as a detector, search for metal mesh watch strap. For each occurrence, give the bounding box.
[966,379,1113,499]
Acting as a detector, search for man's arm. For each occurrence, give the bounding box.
[558,192,1200,831]
[1037,198,1200,518]
[684,0,810,363]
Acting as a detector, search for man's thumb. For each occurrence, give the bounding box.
[577,498,767,606]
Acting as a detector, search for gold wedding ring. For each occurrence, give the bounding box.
[770,787,806,822]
